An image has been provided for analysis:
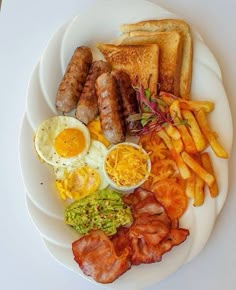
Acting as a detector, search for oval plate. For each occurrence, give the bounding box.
[19,0,233,289]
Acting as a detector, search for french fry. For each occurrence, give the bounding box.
[181,151,215,187]
[179,100,214,113]
[193,155,205,206]
[172,138,184,153]
[175,152,191,179]
[170,100,197,154]
[200,152,219,197]
[164,124,181,140]
[194,173,205,206]
[195,109,229,159]
[159,93,215,113]
[157,129,191,179]
[157,129,173,150]
[185,172,195,198]
[181,109,207,152]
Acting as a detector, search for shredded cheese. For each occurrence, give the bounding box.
[105,144,149,187]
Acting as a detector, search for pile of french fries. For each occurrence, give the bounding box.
[157,93,228,206]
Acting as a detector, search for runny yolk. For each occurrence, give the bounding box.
[54,128,86,158]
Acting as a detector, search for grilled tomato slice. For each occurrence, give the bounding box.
[151,179,188,220]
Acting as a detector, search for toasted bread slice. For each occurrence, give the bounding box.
[116,31,183,96]
[120,19,192,99]
[96,43,159,95]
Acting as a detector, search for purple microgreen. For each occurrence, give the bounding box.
[133,87,179,136]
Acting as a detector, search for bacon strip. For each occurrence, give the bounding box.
[72,230,131,284]
[123,188,171,226]
[130,218,169,246]
[110,227,131,257]
[117,188,189,266]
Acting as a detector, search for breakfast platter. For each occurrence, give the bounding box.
[19,0,233,289]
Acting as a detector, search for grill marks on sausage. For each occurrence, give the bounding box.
[95,72,126,144]
[112,70,141,134]
[55,46,140,141]
[56,46,93,113]
[76,61,111,124]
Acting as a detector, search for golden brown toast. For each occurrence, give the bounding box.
[120,19,193,99]
[96,43,159,95]
[115,30,183,96]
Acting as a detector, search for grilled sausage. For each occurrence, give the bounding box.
[112,70,141,134]
[95,72,126,144]
[76,60,111,124]
[56,46,92,113]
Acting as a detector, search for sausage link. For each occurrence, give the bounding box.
[76,60,111,124]
[112,70,141,134]
[95,72,126,144]
[56,46,92,113]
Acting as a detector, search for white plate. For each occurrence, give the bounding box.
[39,20,70,115]
[19,0,233,289]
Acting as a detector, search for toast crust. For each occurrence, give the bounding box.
[97,43,159,95]
[120,19,192,99]
[116,31,183,96]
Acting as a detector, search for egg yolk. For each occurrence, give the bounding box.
[55,166,101,200]
[54,128,86,158]
[87,119,110,147]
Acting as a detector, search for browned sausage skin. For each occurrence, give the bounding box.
[95,72,126,144]
[55,46,92,113]
[112,70,141,134]
[76,60,111,124]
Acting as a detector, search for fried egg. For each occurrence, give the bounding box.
[55,165,101,200]
[54,140,109,200]
[34,116,90,167]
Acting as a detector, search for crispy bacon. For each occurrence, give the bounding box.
[170,218,179,229]
[166,228,189,246]
[123,188,171,226]
[123,187,152,203]
[131,237,162,265]
[130,221,168,246]
[124,188,171,226]
[134,195,165,215]
[72,230,131,284]
[130,227,189,265]
[110,227,131,257]
[115,188,189,266]
[155,228,189,257]
[133,187,154,200]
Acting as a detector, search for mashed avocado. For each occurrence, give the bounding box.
[64,189,132,235]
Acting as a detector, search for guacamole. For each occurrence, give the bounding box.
[64,189,132,235]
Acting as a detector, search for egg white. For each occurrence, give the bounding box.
[34,116,90,167]
[53,140,109,190]
[84,140,109,189]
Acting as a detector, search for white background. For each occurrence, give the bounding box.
[0,0,235,289]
